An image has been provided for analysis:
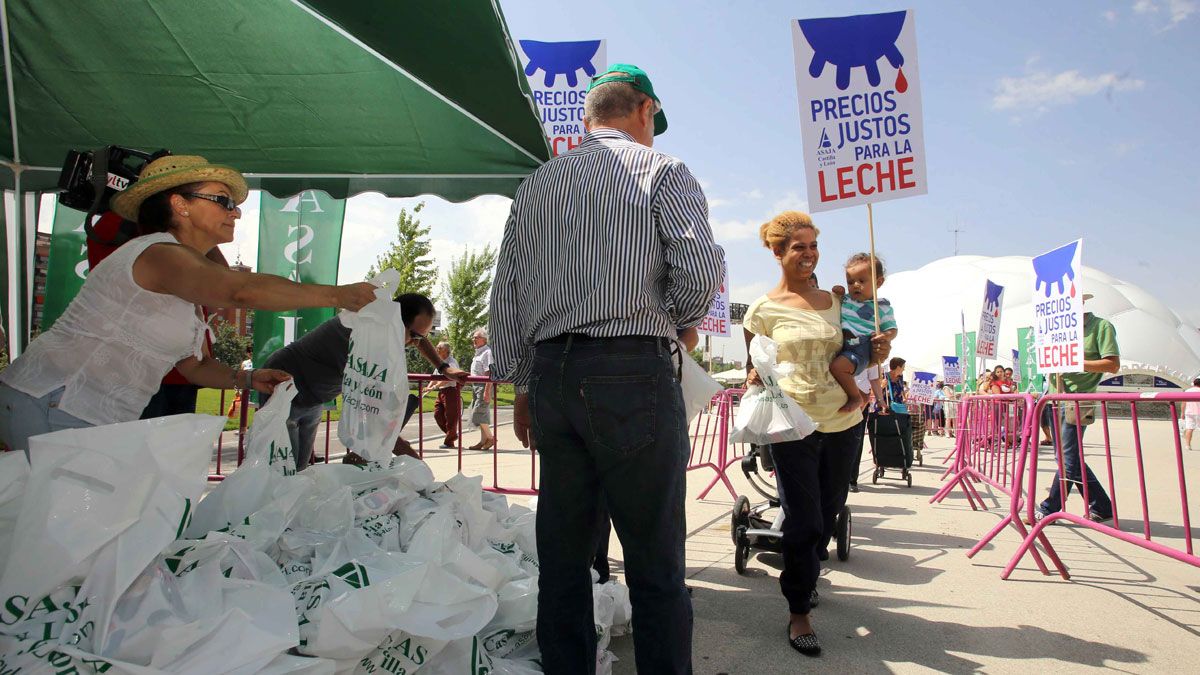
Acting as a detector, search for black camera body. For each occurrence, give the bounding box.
[56,145,162,213]
[56,145,170,247]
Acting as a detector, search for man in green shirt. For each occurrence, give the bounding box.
[1036,297,1120,522]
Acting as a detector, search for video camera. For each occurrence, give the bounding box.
[57,145,170,246]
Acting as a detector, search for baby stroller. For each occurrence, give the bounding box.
[868,411,913,487]
[730,444,851,575]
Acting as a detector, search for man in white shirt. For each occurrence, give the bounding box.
[1185,377,1200,451]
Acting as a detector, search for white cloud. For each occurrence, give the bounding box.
[710,218,760,243]
[707,197,731,209]
[742,188,764,200]
[1113,140,1140,156]
[730,280,772,304]
[992,69,1145,112]
[1103,9,1119,21]
[770,192,808,215]
[1132,0,1196,27]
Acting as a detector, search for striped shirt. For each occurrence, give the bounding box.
[489,128,725,386]
[841,297,897,338]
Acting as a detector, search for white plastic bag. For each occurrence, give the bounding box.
[246,380,299,477]
[0,450,30,575]
[679,348,723,420]
[338,269,409,463]
[0,414,225,634]
[729,335,817,444]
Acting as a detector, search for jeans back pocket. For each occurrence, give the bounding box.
[581,373,658,457]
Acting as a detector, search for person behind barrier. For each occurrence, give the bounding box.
[466,328,496,450]
[0,156,378,455]
[422,342,462,449]
[878,356,915,467]
[489,62,723,675]
[261,293,469,470]
[848,364,882,493]
[744,211,891,657]
[1033,295,1119,523]
[1185,377,1200,451]
[942,384,959,438]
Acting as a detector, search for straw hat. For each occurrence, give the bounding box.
[110,155,248,222]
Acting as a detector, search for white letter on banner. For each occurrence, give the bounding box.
[284,225,315,265]
[279,190,325,213]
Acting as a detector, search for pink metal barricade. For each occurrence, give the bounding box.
[408,373,537,496]
[206,376,754,501]
[929,394,1059,575]
[1002,391,1200,579]
[685,388,736,500]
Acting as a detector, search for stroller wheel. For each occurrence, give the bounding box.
[734,527,750,575]
[919,455,924,466]
[906,471,913,487]
[731,496,751,546]
[835,505,851,561]
[871,468,879,484]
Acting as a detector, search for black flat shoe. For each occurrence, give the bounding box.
[787,628,821,657]
[818,548,829,561]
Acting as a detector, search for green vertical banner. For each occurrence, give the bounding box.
[1016,327,1045,393]
[40,204,91,331]
[954,331,977,393]
[253,190,345,366]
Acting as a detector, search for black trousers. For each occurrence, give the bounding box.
[770,424,860,614]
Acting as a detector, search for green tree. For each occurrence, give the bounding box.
[212,319,252,369]
[367,202,438,298]
[442,245,497,365]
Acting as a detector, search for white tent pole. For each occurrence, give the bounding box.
[286,0,545,167]
[0,0,24,358]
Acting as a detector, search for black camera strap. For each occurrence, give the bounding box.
[82,146,130,246]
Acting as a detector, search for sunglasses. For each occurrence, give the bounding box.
[184,192,239,211]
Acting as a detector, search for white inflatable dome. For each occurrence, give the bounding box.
[884,255,1200,386]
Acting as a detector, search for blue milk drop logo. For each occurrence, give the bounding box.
[519,40,602,87]
[1033,240,1079,298]
[798,11,908,91]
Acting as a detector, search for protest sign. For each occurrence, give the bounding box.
[954,331,977,393]
[1031,239,1085,374]
[1017,327,1045,392]
[791,9,927,212]
[977,280,1004,358]
[697,270,732,338]
[518,39,607,156]
[909,371,937,405]
[942,356,963,385]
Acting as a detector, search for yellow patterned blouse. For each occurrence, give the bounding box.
[743,295,863,434]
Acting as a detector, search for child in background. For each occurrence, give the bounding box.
[832,253,898,413]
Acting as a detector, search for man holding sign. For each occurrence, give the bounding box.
[1033,295,1120,523]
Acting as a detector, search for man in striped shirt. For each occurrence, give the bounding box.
[490,63,723,675]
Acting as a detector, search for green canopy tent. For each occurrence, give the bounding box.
[0,0,551,356]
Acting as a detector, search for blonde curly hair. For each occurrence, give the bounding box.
[759,211,820,253]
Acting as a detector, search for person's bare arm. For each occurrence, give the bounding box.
[678,326,700,352]
[1085,355,1120,374]
[416,337,469,383]
[744,327,761,386]
[175,356,291,394]
[133,242,376,311]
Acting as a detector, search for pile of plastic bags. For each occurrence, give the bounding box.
[0,411,631,674]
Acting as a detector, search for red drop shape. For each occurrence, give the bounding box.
[895,67,909,93]
[1070,282,1076,298]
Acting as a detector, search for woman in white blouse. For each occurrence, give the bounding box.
[0,155,376,454]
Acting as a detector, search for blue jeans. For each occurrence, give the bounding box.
[1040,421,1113,517]
[770,425,861,614]
[0,384,92,457]
[288,403,325,471]
[529,335,691,675]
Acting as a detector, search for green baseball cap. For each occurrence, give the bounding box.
[586,63,668,136]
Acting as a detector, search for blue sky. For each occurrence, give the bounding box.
[199,1,1198,361]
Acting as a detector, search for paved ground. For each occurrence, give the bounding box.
[210,409,1200,673]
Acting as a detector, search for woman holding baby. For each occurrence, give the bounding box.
[742,210,892,657]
